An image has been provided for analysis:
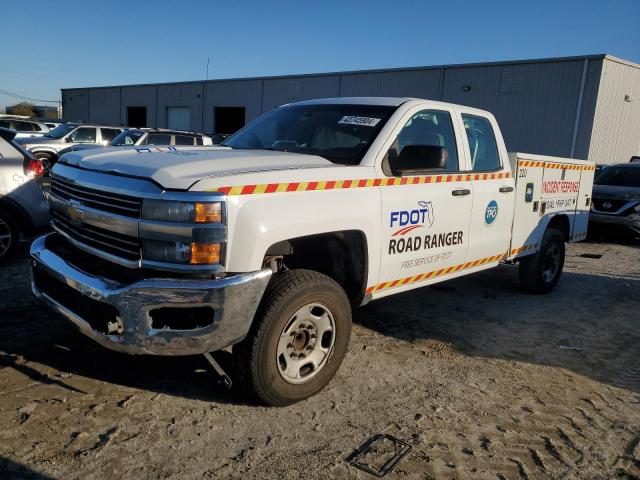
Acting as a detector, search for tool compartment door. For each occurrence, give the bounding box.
[508,154,546,259]
[540,159,582,238]
[572,165,595,242]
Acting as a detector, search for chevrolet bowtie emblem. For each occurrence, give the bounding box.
[66,200,85,225]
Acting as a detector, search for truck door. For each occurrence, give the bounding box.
[460,112,515,263]
[375,108,472,296]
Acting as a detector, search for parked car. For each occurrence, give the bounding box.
[590,163,640,236]
[57,128,213,158]
[30,97,595,405]
[0,117,50,139]
[0,128,49,262]
[15,123,123,170]
[594,164,607,179]
[44,122,63,129]
[630,155,640,163]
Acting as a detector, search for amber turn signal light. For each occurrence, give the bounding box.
[190,243,221,264]
[194,202,222,223]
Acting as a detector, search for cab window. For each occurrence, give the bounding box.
[70,127,97,143]
[386,109,459,175]
[101,128,120,143]
[174,135,195,145]
[145,133,172,145]
[462,114,501,171]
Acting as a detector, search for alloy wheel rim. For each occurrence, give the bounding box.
[276,302,336,384]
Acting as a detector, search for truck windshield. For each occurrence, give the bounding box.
[112,130,144,146]
[44,123,77,139]
[595,166,640,187]
[223,104,396,165]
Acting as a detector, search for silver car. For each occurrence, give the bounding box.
[15,123,123,170]
[0,128,50,262]
[0,117,50,139]
[57,128,214,157]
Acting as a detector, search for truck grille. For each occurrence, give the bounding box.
[52,210,141,261]
[51,175,141,218]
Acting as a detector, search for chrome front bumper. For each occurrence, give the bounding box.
[30,234,272,355]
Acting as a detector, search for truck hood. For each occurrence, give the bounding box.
[15,136,61,146]
[58,146,335,190]
[592,184,640,201]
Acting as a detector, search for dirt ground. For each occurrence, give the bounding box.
[1,240,639,480]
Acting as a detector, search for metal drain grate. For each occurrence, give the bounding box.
[346,434,412,477]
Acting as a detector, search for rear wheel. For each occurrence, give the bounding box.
[519,228,565,293]
[234,269,352,406]
[0,210,18,263]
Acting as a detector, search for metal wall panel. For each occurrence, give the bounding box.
[157,82,204,131]
[62,89,89,122]
[203,79,263,134]
[441,60,589,158]
[339,69,442,99]
[88,88,121,125]
[120,86,157,128]
[588,58,640,164]
[261,75,340,112]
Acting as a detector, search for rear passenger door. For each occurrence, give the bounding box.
[375,107,472,296]
[459,111,515,264]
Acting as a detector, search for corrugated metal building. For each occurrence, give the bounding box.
[61,54,640,164]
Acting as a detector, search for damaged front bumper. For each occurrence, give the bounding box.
[30,234,272,355]
[589,212,640,234]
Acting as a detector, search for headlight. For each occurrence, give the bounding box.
[142,200,223,223]
[143,240,222,265]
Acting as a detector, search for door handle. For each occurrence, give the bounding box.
[499,186,514,193]
[451,188,471,196]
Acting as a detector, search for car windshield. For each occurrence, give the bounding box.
[44,123,77,139]
[223,104,396,165]
[112,130,144,146]
[595,166,640,187]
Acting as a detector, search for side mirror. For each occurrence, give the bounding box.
[65,136,73,143]
[390,145,448,176]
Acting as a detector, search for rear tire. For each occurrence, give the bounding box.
[0,210,18,264]
[233,269,352,406]
[519,228,565,293]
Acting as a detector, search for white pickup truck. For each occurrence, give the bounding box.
[30,97,595,405]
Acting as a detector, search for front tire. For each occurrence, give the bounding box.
[234,269,352,406]
[0,210,18,263]
[519,228,565,293]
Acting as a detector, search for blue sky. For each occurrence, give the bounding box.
[0,0,638,107]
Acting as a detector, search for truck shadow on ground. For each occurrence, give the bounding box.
[355,263,640,394]
[0,457,54,479]
[0,254,638,402]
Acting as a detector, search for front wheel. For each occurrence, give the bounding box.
[519,228,565,293]
[233,269,352,406]
[0,210,18,263]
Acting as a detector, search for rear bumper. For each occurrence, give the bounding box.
[30,234,271,355]
[589,212,640,232]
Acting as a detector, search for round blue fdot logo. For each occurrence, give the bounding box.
[485,200,498,225]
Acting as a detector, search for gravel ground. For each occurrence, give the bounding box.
[1,240,639,479]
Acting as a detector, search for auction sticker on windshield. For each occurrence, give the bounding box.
[338,116,381,127]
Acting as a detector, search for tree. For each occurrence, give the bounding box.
[7,102,36,117]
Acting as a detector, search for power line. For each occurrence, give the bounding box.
[0,88,59,104]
